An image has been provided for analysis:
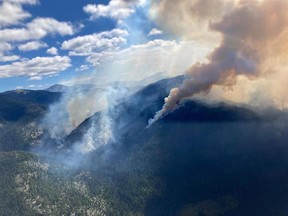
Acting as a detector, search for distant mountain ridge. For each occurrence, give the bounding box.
[0,90,61,151]
[45,72,170,93]
[45,84,69,92]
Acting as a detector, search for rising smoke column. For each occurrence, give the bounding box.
[149,0,288,125]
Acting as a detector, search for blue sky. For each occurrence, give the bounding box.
[0,0,210,92]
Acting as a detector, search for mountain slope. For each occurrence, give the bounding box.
[63,75,288,216]
[0,90,61,151]
[2,76,288,215]
[0,151,116,215]
[46,84,69,93]
[134,104,288,216]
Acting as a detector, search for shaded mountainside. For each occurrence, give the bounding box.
[0,90,61,151]
[129,105,288,216]
[2,76,288,215]
[66,75,185,145]
[64,75,288,215]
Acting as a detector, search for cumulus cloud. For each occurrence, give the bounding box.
[148,28,163,36]
[76,64,90,71]
[0,42,19,62]
[28,18,74,36]
[0,55,19,62]
[0,56,71,79]
[0,17,75,42]
[46,47,58,55]
[2,0,38,5]
[0,2,31,27]
[85,39,213,83]
[62,29,213,84]
[18,41,48,51]
[0,42,12,52]
[83,0,146,23]
[87,39,177,65]
[28,75,42,80]
[61,28,128,56]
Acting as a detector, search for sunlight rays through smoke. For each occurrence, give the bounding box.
[149,0,288,125]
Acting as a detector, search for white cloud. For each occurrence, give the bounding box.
[87,39,177,65]
[0,2,31,27]
[85,39,214,83]
[0,28,29,41]
[0,42,12,52]
[62,28,128,56]
[0,56,71,79]
[0,42,19,62]
[0,55,19,62]
[26,84,44,89]
[83,0,146,22]
[0,17,75,42]
[47,47,58,55]
[76,64,90,71]
[18,41,48,51]
[15,85,24,89]
[2,0,38,5]
[28,18,74,36]
[28,75,42,80]
[148,28,163,36]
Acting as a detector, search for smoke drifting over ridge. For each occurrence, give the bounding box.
[42,87,107,141]
[41,84,128,155]
[149,0,288,125]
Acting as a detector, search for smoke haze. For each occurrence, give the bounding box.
[41,83,128,157]
[39,0,288,163]
[149,0,288,125]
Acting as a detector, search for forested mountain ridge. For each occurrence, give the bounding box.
[1,77,288,215]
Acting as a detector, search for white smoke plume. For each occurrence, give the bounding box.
[149,0,288,125]
[42,83,128,155]
[74,87,128,154]
[42,86,107,141]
